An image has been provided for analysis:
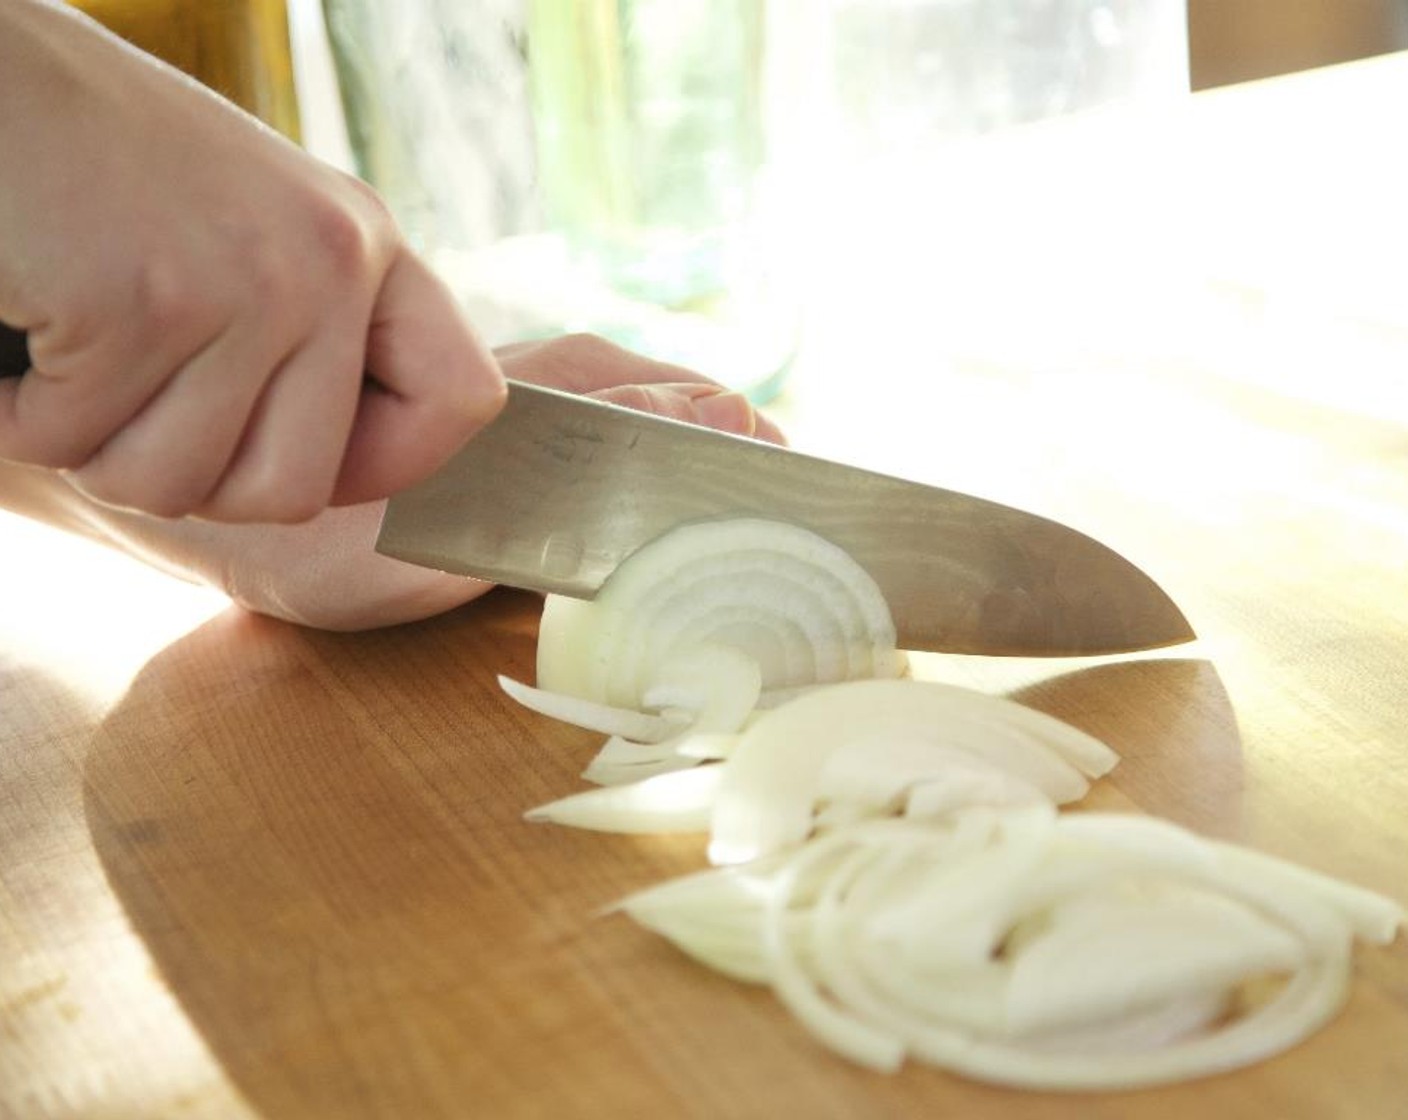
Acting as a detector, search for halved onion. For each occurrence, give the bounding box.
[536,518,907,708]
[519,519,912,799]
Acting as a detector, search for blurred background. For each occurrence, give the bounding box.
[64,0,1408,405]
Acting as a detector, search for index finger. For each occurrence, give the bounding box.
[332,249,507,506]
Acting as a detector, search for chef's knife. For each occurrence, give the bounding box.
[375,378,1193,657]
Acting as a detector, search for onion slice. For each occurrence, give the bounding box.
[709,679,1116,865]
[525,765,723,834]
[498,675,686,743]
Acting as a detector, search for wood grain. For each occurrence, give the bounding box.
[4,52,1408,1120]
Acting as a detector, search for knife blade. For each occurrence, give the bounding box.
[376,380,1193,656]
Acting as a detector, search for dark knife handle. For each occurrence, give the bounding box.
[1,322,30,378]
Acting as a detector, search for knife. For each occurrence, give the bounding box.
[375,378,1194,657]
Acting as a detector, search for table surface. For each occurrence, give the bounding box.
[4,53,1408,1120]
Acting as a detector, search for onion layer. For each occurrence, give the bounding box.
[709,679,1117,865]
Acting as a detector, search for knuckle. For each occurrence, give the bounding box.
[239,242,294,307]
[133,255,205,337]
[340,172,396,225]
[308,180,392,277]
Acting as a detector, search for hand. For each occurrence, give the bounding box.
[0,335,785,630]
[0,0,505,522]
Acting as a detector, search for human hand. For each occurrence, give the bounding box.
[0,0,504,523]
[1,335,784,630]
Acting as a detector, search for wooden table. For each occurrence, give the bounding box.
[4,53,1407,1120]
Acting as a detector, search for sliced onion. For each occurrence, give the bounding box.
[616,859,783,983]
[579,731,735,786]
[824,737,1054,819]
[616,810,1403,1090]
[504,514,1400,1090]
[675,733,740,761]
[1003,883,1306,1034]
[525,765,723,833]
[709,679,1112,865]
[1208,841,1405,946]
[498,675,686,743]
[903,765,1050,819]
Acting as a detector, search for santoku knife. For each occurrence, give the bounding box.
[375,378,1194,657]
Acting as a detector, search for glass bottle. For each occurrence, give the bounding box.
[67,0,302,141]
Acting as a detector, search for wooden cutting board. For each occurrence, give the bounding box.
[2,569,1403,1119]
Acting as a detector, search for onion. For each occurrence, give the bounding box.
[498,675,685,743]
[520,519,908,794]
[573,645,765,786]
[618,810,1403,1089]
[709,679,1115,865]
[535,518,907,708]
[502,514,1402,1090]
[512,521,1122,860]
[524,764,722,834]
[616,861,781,983]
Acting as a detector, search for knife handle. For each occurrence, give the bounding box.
[1,322,29,378]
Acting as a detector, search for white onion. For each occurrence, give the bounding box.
[638,646,764,732]
[709,679,1112,866]
[525,765,723,833]
[617,810,1403,1090]
[498,675,685,742]
[500,514,1402,1091]
[536,519,906,708]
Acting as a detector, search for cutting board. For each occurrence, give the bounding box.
[3,577,1403,1119]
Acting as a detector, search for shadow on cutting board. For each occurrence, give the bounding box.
[1007,658,1246,836]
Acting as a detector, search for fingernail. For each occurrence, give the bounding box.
[692,390,756,437]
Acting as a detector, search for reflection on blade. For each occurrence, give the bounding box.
[377,382,1194,656]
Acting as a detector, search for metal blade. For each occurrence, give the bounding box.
[376,380,1194,656]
